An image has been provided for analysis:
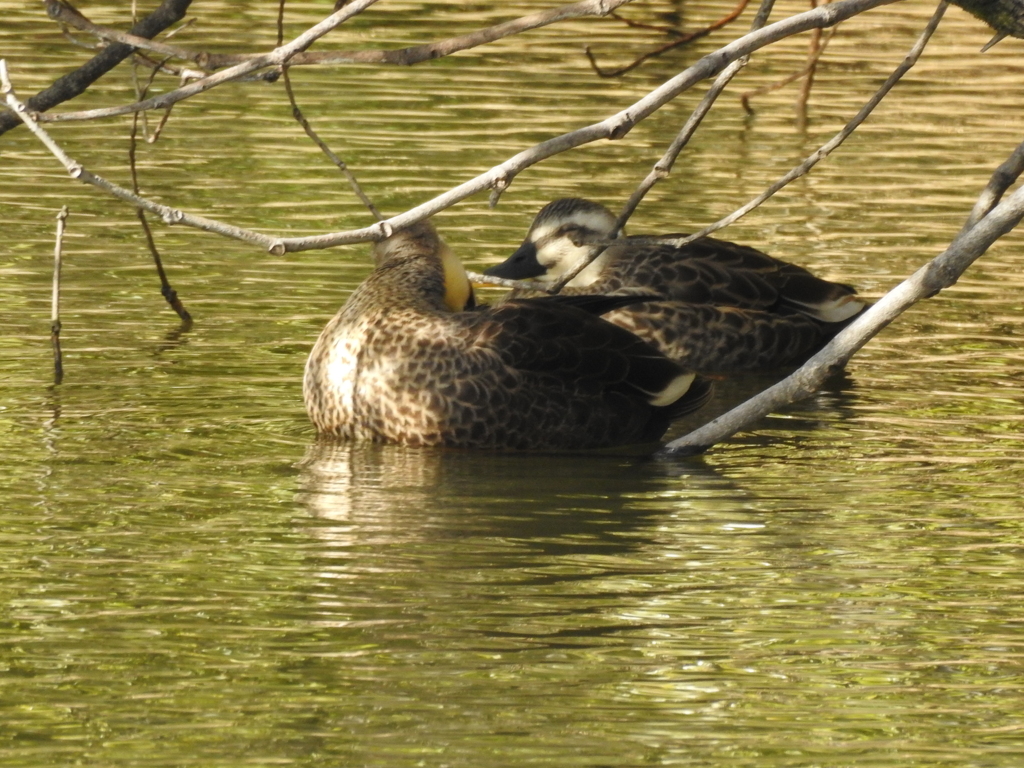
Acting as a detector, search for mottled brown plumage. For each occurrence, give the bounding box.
[303,221,711,450]
[486,198,867,374]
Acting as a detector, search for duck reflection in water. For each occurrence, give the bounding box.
[296,441,732,553]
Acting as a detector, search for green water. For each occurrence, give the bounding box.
[3,2,1024,765]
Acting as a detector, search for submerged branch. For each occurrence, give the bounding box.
[51,206,69,385]
[740,26,838,115]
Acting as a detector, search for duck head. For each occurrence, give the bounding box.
[485,198,620,286]
[373,221,475,312]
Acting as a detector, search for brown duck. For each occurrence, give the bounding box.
[486,198,867,374]
[303,221,711,450]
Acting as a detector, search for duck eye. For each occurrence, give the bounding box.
[560,226,587,248]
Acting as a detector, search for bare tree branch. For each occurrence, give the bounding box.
[34,0,383,124]
[4,0,903,259]
[38,0,635,104]
[660,140,1024,456]
[0,0,193,137]
[0,60,279,249]
[45,0,196,62]
[655,1,948,251]
[961,140,1024,231]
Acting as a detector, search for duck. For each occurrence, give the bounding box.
[485,198,867,374]
[303,220,712,450]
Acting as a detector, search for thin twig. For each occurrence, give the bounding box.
[52,206,69,385]
[282,69,383,221]
[661,133,1024,456]
[278,0,383,221]
[586,0,752,78]
[127,63,192,323]
[130,51,276,84]
[660,1,948,251]
[129,0,151,144]
[147,64,179,144]
[740,24,837,115]
[45,0,197,62]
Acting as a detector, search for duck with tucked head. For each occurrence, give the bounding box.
[303,220,711,450]
[486,198,867,374]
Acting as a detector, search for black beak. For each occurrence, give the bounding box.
[483,241,546,280]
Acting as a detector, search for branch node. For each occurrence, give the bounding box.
[608,116,632,141]
[374,220,394,240]
[491,172,510,194]
[160,208,184,224]
[489,172,512,208]
[268,241,287,256]
[67,162,83,178]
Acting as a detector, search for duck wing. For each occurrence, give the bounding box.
[603,301,840,374]
[601,236,865,322]
[479,297,710,417]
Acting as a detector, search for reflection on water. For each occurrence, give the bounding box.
[297,440,736,551]
[3,0,1024,766]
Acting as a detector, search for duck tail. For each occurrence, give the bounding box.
[777,270,867,323]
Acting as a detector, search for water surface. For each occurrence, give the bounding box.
[3,2,1024,765]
